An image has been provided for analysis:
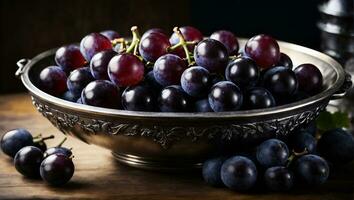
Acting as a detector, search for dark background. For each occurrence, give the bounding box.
[0,0,322,94]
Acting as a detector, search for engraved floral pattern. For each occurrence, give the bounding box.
[32,96,327,149]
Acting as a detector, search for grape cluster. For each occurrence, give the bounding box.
[37,26,324,112]
[202,123,354,192]
[1,129,74,186]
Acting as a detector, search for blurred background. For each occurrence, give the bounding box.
[0,0,352,94]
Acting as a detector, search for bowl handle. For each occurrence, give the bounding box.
[331,72,353,100]
[15,59,31,78]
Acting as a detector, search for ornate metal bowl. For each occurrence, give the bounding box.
[16,39,351,170]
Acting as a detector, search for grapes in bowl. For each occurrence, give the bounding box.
[16,26,350,170]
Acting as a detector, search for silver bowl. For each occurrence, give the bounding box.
[16,39,351,170]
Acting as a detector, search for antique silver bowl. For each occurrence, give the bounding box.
[16,39,351,170]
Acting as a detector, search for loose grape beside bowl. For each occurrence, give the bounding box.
[17,39,350,170]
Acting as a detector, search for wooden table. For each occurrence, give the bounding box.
[0,93,353,200]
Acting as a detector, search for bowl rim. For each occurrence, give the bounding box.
[20,39,345,119]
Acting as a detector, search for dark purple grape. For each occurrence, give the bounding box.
[33,142,47,152]
[210,30,239,55]
[40,154,74,186]
[122,85,156,111]
[209,73,225,86]
[208,81,243,112]
[290,130,316,153]
[144,71,163,92]
[61,91,80,102]
[181,66,210,97]
[202,157,226,187]
[294,64,323,95]
[317,128,354,165]
[44,147,72,158]
[67,67,94,95]
[80,33,112,61]
[256,139,289,168]
[1,129,33,158]
[243,87,275,109]
[14,146,43,178]
[221,156,258,191]
[90,50,117,80]
[81,80,121,109]
[194,39,229,73]
[195,99,213,112]
[153,54,187,86]
[55,45,87,73]
[264,166,294,191]
[294,154,329,186]
[262,66,298,99]
[39,66,68,96]
[158,85,190,112]
[139,32,171,62]
[108,53,145,87]
[245,34,280,69]
[277,53,293,69]
[225,57,259,88]
[100,30,120,40]
[141,28,167,40]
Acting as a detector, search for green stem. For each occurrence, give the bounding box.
[173,27,192,65]
[126,26,141,54]
[33,135,54,143]
[286,149,308,167]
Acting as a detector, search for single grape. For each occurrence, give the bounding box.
[80,33,112,61]
[181,66,210,97]
[294,64,323,95]
[261,66,298,99]
[14,146,43,178]
[1,129,33,158]
[208,81,243,112]
[210,30,239,55]
[143,71,163,92]
[44,138,72,158]
[158,85,190,112]
[202,157,226,187]
[243,87,276,109]
[264,166,294,191]
[67,67,94,95]
[317,128,354,165]
[39,66,68,96]
[245,34,280,69]
[169,26,203,55]
[81,80,121,109]
[294,154,329,186]
[100,30,120,40]
[139,32,171,62]
[195,99,213,112]
[290,130,316,153]
[153,54,187,86]
[55,45,87,73]
[256,139,289,168]
[122,85,156,111]
[225,57,259,88]
[221,156,258,191]
[90,50,117,80]
[61,90,80,102]
[277,53,293,69]
[108,53,145,87]
[141,28,167,40]
[40,154,74,186]
[194,39,229,73]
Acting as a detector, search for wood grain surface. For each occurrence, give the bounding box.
[0,93,353,200]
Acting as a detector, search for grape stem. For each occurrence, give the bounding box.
[126,26,141,55]
[172,27,193,65]
[57,137,67,147]
[286,148,308,167]
[33,135,55,143]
